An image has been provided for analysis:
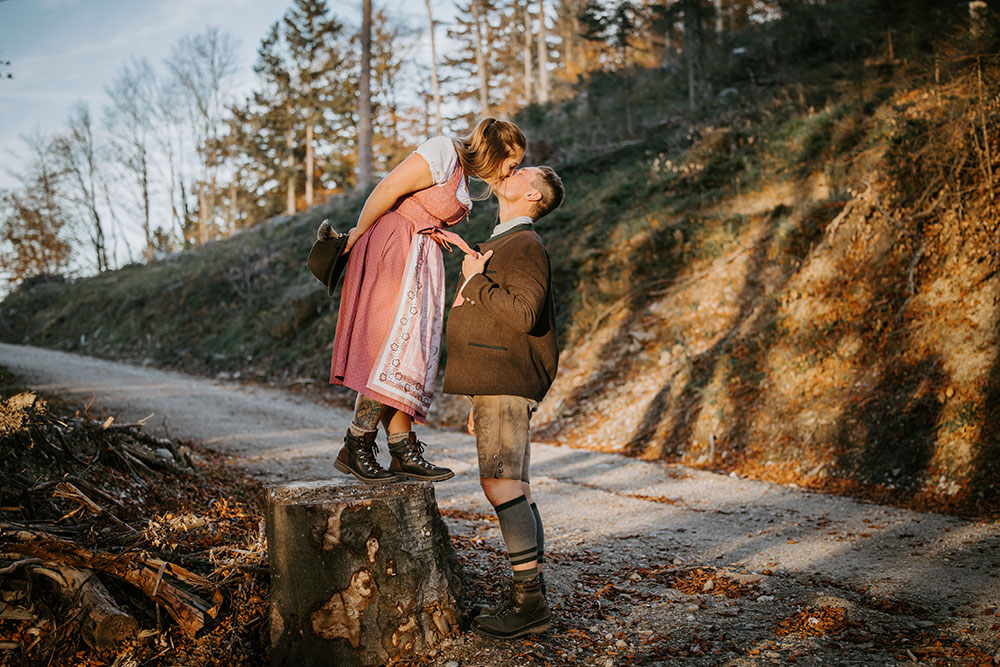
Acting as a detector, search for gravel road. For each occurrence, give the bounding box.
[3,342,998,666]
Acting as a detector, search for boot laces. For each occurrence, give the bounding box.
[361,442,381,466]
[409,438,429,462]
[491,581,517,616]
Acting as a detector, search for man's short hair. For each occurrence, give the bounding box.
[529,166,564,221]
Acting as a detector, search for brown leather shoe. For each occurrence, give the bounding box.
[334,430,398,483]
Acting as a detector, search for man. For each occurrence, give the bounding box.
[443,165,564,639]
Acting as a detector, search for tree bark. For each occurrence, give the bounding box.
[266,481,464,667]
[425,0,444,135]
[358,0,373,191]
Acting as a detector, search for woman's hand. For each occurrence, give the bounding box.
[342,227,360,255]
[466,407,476,435]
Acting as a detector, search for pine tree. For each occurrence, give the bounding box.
[284,0,349,205]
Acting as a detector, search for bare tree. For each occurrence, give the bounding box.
[52,103,110,273]
[165,27,240,244]
[104,58,157,261]
[425,0,444,134]
[358,0,374,190]
[155,77,190,248]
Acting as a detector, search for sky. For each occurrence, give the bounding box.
[0,0,451,191]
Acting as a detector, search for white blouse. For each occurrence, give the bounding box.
[415,136,472,209]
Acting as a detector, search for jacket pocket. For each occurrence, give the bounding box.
[468,342,508,351]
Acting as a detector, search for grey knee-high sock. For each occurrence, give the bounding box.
[530,502,544,569]
[494,495,538,582]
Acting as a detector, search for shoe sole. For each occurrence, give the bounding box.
[471,617,551,639]
[334,459,400,484]
[393,470,455,482]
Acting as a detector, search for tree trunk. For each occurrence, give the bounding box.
[536,0,550,103]
[197,182,208,244]
[682,0,710,112]
[471,0,490,116]
[523,1,534,104]
[34,564,138,650]
[286,115,296,216]
[266,481,464,667]
[358,0,373,191]
[425,0,444,135]
[142,160,152,260]
[306,121,315,205]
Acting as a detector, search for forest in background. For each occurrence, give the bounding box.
[2,0,763,282]
[2,0,1000,516]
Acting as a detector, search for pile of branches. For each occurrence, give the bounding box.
[0,387,268,666]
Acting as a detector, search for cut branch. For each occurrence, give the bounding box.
[4,527,219,636]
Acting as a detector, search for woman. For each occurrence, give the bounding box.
[327,117,526,483]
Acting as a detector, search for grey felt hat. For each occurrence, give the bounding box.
[307,226,350,296]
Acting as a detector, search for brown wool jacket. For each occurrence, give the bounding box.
[442,224,558,401]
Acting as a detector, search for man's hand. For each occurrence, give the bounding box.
[461,249,493,280]
[466,407,476,435]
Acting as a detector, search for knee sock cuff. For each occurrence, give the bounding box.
[387,431,410,445]
[348,423,377,437]
[494,494,528,512]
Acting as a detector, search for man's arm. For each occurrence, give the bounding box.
[460,238,549,334]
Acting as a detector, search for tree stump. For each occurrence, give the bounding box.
[265,480,464,667]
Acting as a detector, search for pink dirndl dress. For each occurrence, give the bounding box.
[330,160,473,423]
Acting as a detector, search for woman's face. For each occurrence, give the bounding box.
[489,147,525,186]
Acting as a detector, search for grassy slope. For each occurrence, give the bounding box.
[3,8,998,515]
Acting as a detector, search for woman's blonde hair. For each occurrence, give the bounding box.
[452,117,526,190]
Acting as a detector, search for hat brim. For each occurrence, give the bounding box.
[307,232,351,296]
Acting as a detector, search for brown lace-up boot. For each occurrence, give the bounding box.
[388,432,454,482]
[334,430,398,483]
[472,575,550,638]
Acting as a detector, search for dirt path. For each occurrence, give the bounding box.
[3,342,998,666]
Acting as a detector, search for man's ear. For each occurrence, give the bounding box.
[525,189,543,203]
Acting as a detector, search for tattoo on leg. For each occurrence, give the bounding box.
[352,394,386,432]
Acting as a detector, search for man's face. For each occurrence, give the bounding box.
[495,166,542,203]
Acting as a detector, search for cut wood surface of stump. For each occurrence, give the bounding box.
[265,480,464,667]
